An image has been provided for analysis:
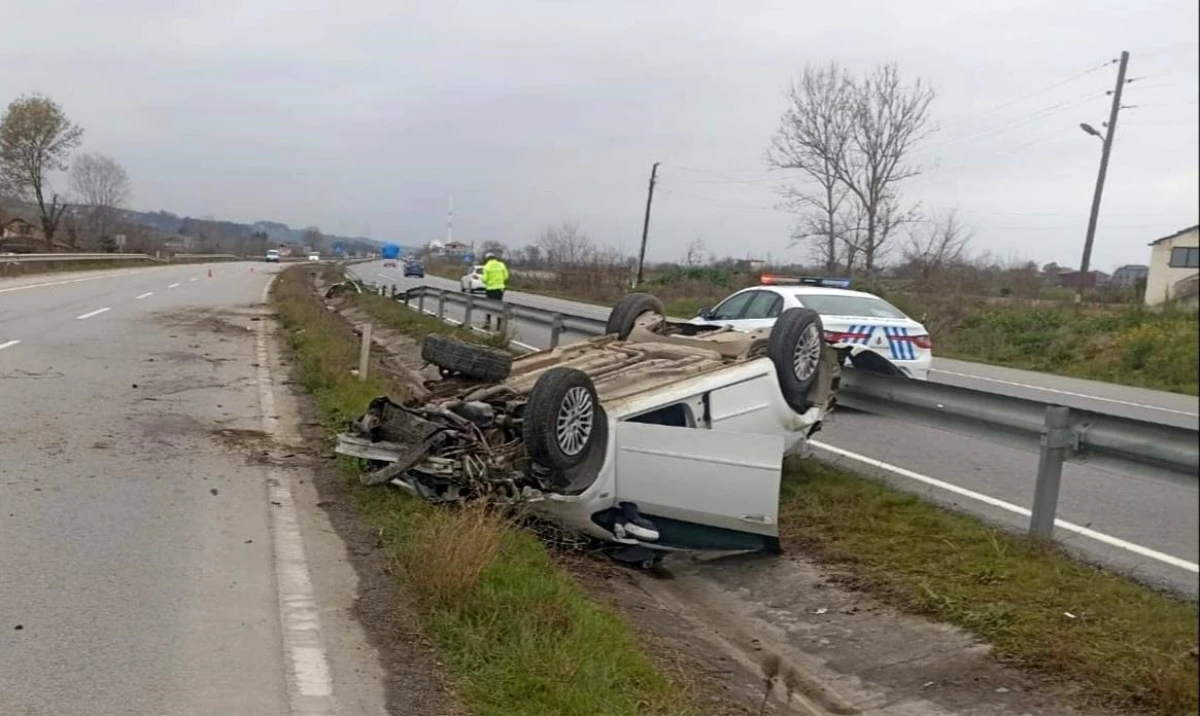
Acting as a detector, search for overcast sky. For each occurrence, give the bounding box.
[3,0,1197,269]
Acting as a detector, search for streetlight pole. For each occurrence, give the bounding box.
[634,162,660,289]
[1076,50,1130,301]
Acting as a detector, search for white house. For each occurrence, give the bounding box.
[1144,224,1199,306]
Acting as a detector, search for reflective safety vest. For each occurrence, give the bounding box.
[482,259,509,290]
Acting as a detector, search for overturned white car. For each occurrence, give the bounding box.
[336,293,840,565]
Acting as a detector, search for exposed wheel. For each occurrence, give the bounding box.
[523,367,598,470]
[421,334,512,382]
[767,308,825,413]
[604,293,665,340]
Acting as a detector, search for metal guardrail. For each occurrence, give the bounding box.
[1,252,155,262]
[355,279,1200,540]
[395,285,607,342]
[171,253,242,261]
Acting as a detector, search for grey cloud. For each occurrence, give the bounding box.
[3,0,1195,268]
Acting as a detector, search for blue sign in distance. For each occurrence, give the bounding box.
[463,253,474,263]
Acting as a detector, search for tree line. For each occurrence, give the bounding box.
[0,94,135,251]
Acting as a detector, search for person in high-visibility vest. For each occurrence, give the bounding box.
[481,252,509,330]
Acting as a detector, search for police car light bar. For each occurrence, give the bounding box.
[760,274,851,289]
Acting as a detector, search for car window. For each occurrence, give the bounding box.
[794,293,907,319]
[742,291,783,320]
[711,291,756,320]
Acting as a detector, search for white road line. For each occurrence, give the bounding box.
[931,369,1200,418]
[0,270,145,295]
[76,307,111,320]
[255,278,337,715]
[0,339,20,351]
[810,440,1200,574]
[189,277,198,282]
[168,283,181,289]
[136,292,154,300]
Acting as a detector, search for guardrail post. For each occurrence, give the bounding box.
[378,284,386,296]
[1029,405,1071,539]
[501,303,513,335]
[358,323,373,382]
[390,284,398,299]
[437,290,446,320]
[417,290,426,314]
[549,314,564,348]
[463,293,475,328]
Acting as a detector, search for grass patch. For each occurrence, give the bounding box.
[885,296,1200,395]
[347,290,512,350]
[780,458,1199,715]
[272,264,694,716]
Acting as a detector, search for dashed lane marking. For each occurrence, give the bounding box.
[76,307,112,320]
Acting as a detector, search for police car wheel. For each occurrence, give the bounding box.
[767,307,825,413]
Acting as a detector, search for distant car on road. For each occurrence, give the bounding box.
[460,265,486,293]
[265,249,280,263]
[307,252,320,262]
[690,276,933,380]
[403,260,425,278]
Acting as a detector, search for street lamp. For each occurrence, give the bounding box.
[1079,123,1104,140]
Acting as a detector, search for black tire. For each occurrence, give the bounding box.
[523,367,599,470]
[421,334,512,382]
[767,308,825,413]
[604,293,665,340]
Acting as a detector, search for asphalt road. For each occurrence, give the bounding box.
[355,261,1200,597]
[0,263,387,715]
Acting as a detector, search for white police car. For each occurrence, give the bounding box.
[690,276,932,380]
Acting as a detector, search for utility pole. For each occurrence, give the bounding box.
[634,162,660,288]
[1077,50,1130,301]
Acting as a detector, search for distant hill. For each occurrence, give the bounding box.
[121,208,384,253]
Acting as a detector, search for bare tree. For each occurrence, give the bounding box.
[684,238,708,267]
[835,65,934,275]
[0,95,84,249]
[514,244,542,267]
[69,153,131,247]
[536,222,594,266]
[303,225,323,250]
[902,209,972,285]
[768,63,854,273]
[480,239,506,257]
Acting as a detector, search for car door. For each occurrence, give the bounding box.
[736,291,784,331]
[694,290,757,329]
[612,422,782,552]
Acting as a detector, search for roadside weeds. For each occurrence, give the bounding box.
[272,265,696,716]
[780,458,1199,716]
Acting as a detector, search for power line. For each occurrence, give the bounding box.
[934,60,1114,132]
[659,163,781,178]
[923,89,1108,149]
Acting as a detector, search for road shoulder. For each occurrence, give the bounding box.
[264,298,465,716]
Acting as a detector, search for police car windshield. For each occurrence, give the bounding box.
[795,294,906,319]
